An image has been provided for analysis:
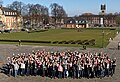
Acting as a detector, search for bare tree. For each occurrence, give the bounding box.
[28,4,49,26]
[50,3,67,26]
[115,15,120,27]
[7,1,25,15]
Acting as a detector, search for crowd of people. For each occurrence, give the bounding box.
[5,49,116,79]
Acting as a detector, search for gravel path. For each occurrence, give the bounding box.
[106,33,120,49]
[0,44,119,82]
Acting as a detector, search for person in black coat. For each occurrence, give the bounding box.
[111,58,116,76]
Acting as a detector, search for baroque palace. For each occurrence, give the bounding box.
[65,4,118,28]
[0,4,119,29]
[0,6,22,29]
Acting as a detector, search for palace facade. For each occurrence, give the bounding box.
[0,6,22,29]
[65,4,118,28]
[65,14,117,28]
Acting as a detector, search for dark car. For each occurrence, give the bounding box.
[4,29,11,33]
[0,30,3,33]
[21,28,29,32]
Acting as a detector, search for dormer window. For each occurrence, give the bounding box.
[79,21,81,23]
[82,21,85,23]
[6,12,8,15]
[9,12,11,15]
[0,10,2,15]
[76,21,78,23]
[8,12,10,15]
[4,11,5,14]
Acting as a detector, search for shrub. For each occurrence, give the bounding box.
[52,41,59,44]
[67,40,74,44]
[0,39,18,42]
[74,40,81,44]
[84,41,89,45]
[0,39,51,43]
[58,41,67,44]
[81,40,88,45]
[28,30,48,33]
[22,40,51,43]
[65,41,69,44]
[71,41,76,44]
[110,28,116,30]
[88,39,95,45]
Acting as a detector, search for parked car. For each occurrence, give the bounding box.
[0,30,3,33]
[4,29,12,33]
[21,28,29,32]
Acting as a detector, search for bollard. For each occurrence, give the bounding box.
[83,45,86,50]
[19,40,21,46]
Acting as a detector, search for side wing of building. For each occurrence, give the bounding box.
[0,7,22,29]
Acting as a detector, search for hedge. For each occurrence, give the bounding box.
[0,39,51,43]
[67,40,74,44]
[81,40,88,45]
[52,41,59,44]
[0,39,95,46]
[27,30,48,33]
[88,39,95,45]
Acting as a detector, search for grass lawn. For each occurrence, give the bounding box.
[0,28,117,48]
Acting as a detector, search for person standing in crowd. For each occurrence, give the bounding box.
[20,61,25,76]
[29,60,33,75]
[26,60,30,76]
[72,61,77,78]
[58,63,63,78]
[48,62,52,78]
[78,62,82,78]
[42,61,46,77]
[6,57,13,76]
[51,62,56,78]
[100,62,105,78]
[69,61,73,78]
[111,58,116,76]
[36,59,42,76]
[4,50,116,79]
[12,61,19,77]
[63,60,68,78]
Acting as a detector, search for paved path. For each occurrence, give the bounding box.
[106,33,120,49]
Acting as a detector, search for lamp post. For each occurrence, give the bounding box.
[19,40,21,46]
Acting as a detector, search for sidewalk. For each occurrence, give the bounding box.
[106,33,120,49]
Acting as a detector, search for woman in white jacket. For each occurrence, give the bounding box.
[13,62,19,77]
[21,61,25,76]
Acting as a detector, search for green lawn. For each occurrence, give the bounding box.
[0,28,117,48]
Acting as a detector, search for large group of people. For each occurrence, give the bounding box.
[5,49,116,79]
